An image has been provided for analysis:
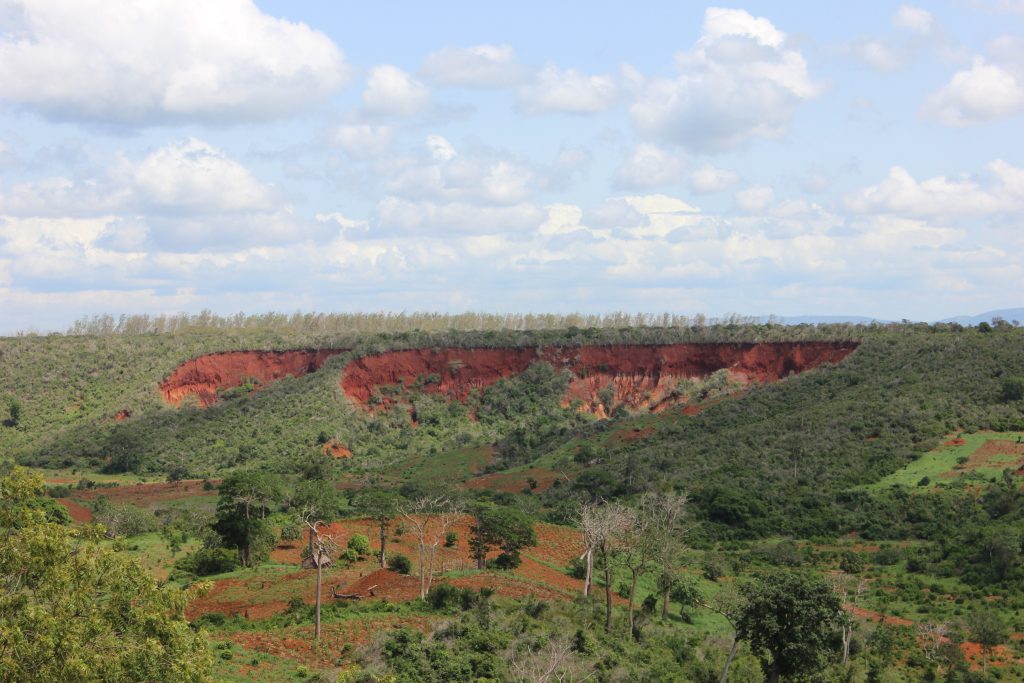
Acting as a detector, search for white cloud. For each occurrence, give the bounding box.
[372,197,545,235]
[735,185,776,213]
[330,124,394,159]
[846,160,1024,215]
[127,139,274,214]
[613,144,685,189]
[518,65,618,114]
[924,57,1024,125]
[0,0,348,125]
[420,44,529,87]
[629,8,820,152]
[362,65,431,117]
[848,40,903,72]
[690,164,740,193]
[893,6,934,34]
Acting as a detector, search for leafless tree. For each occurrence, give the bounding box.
[918,621,951,663]
[575,502,604,598]
[586,502,633,632]
[400,495,463,599]
[302,512,337,643]
[830,574,868,665]
[697,583,746,683]
[508,633,594,683]
[644,491,690,620]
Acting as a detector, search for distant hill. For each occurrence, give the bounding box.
[940,308,1024,325]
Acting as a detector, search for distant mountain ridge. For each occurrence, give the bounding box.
[758,308,1024,326]
[939,308,1024,325]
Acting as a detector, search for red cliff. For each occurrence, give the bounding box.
[340,342,858,414]
[160,349,348,407]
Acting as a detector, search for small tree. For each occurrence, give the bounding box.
[967,610,1006,673]
[401,495,463,599]
[4,398,20,427]
[355,489,403,569]
[468,504,537,569]
[213,470,281,567]
[735,570,844,683]
[302,513,337,643]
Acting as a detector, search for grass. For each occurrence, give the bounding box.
[867,431,1024,490]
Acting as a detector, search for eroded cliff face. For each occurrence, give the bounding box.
[341,342,858,415]
[160,349,348,407]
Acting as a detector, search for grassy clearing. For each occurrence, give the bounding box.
[868,431,1024,489]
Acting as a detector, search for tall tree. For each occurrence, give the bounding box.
[644,491,690,621]
[354,489,403,569]
[213,470,281,567]
[0,467,212,681]
[301,512,336,644]
[735,570,844,683]
[400,495,462,599]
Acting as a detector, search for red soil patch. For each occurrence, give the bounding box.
[960,641,1021,670]
[72,479,217,506]
[940,439,1024,477]
[114,409,132,422]
[608,426,655,445]
[56,498,93,523]
[341,342,858,416]
[848,606,913,627]
[226,615,435,668]
[322,440,352,458]
[160,349,348,407]
[339,567,423,602]
[465,467,564,494]
[944,437,966,446]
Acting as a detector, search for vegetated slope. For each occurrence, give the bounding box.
[160,349,349,407]
[341,342,856,415]
[539,325,1024,539]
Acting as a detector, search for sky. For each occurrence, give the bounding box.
[0,1,1022,333]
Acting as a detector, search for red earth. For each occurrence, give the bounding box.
[56,498,93,523]
[160,349,348,407]
[72,479,218,506]
[340,342,858,416]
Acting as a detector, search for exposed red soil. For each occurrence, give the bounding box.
[944,437,967,446]
[960,641,1021,670]
[322,440,353,458]
[848,606,913,627]
[113,409,132,422]
[608,425,655,445]
[226,615,435,668]
[56,498,93,523]
[72,479,217,506]
[341,342,857,416]
[940,439,1024,477]
[160,349,348,407]
[464,467,565,494]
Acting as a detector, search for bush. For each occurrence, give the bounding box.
[389,553,411,574]
[347,534,371,556]
[176,547,240,576]
[489,551,521,570]
[444,531,458,548]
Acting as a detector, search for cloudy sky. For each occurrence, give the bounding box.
[0,1,1022,332]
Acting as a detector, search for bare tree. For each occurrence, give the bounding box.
[830,574,868,665]
[575,502,605,598]
[697,583,746,683]
[508,633,594,683]
[400,495,463,599]
[584,502,632,632]
[302,512,337,643]
[645,491,690,620]
[918,621,951,664]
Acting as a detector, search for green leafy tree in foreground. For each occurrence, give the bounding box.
[735,570,843,683]
[354,489,403,569]
[213,470,281,567]
[0,467,211,682]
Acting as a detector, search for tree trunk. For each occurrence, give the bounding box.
[768,664,780,683]
[378,515,387,569]
[418,543,427,599]
[308,526,314,561]
[719,636,738,683]
[583,548,593,597]
[842,625,851,665]
[314,555,322,642]
[661,583,670,620]
[602,548,613,632]
[627,570,639,637]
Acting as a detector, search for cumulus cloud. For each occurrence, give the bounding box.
[735,186,776,213]
[847,40,904,72]
[420,44,530,87]
[924,57,1024,125]
[629,8,820,152]
[362,65,431,117]
[372,196,545,236]
[0,0,349,125]
[846,160,1024,215]
[892,5,934,34]
[612,144,685,189]
[518,65,618,114]
[690,164,740,194]
[330,124,394,159]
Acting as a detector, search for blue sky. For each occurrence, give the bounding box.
[0,1,1022,332]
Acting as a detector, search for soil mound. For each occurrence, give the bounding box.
[160,349,347,407]
[341,342,858,415]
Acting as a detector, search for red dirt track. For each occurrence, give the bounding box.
[341,342,858,415]
[160,349,348,406]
